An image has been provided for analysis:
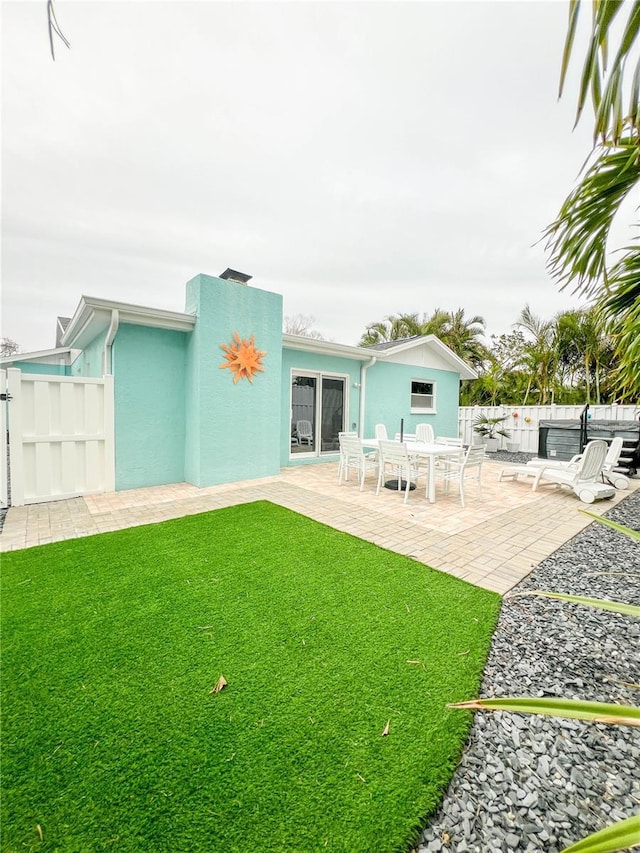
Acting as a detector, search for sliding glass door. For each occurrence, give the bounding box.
[290,372,346,456]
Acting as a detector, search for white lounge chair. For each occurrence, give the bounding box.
[374,423,388,440]
[530,440,614,503]
[525,437,629,490]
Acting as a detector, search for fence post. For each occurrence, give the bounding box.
[7,369,24,507]
[103,375,116,493]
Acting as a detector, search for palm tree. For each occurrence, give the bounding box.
[545,0,640,401]
[441,309,489,369]
[359,314,416,345]
[360,308,489,368]
[554,307,610,404]
[514,305,557,404]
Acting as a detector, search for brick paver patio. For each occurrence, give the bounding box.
[1,459,636,594]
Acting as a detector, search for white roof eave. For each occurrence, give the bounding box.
[282,334,380,361]
[0,347,76,365]
[61,296,196,348]
[375,335,478,380]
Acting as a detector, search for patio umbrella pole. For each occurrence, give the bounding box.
[385,418,416,491]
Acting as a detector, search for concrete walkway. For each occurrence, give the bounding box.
[1,459,636,594]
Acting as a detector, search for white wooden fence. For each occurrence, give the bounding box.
[4,368,115,506]
[459,404,640,453]
[0,370,8,507]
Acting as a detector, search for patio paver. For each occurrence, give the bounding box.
[1,460,637,595]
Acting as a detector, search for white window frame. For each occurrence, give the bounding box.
[410,378,436,414]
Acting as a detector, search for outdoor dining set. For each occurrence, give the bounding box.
[337,425,631,507]
[337,423,485,506]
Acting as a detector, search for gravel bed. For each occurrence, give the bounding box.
[486,449,536,466]
[416,488,640,853]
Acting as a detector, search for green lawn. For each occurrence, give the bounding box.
[1,501,500,853]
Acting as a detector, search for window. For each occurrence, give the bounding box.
[410,380,435,413]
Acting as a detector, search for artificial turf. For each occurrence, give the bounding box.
[1,501,500,853]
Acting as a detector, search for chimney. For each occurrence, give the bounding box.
[219,268,252,285]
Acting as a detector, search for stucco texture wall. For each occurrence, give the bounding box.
[70,332,108,377]
[3,362,68,376]
[112,324,187,490]
[184,275,283,487]
[363,361,460,439]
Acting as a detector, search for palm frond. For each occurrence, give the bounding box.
[560,812,640,853]
[562,0,640,140]
[602,246,640,312]
[608,298,640,398]
[545,139,640,298]
[447,696,640,727]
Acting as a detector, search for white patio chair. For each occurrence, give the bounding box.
[416,423,435,444]
[525,437,628,490]
[531,440,612,503]
[435,436,463,447]
[436,444,485,507]
[338,435,379,491]
[296,420,314,446]
[433,435,464,469]
[375,440,429,504]
[374,423,388,440]
[337,431,358,482]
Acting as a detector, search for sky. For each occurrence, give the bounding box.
[2,0,637,354]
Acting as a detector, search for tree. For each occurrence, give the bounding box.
[545,0,640,401]
[1,338,20,358]
[514,305,557,404]
[440,309,489,369]
[359,308,489,367]
[359,315,410,345]
[554,307,611,404]
[283,314,324,340]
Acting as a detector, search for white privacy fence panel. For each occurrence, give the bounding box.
[0,370,7,507]
[6,369,115,506]
[459,404,640,454]
[291,384,315,427]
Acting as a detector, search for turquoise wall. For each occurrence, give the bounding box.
[280,348,362,466]
[70,331,108,377]
[363,362,460,438]
[3,361,68,376]
[112,324,187,490]
[184,274,283,487]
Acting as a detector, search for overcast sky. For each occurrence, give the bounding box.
[2,0,636,354]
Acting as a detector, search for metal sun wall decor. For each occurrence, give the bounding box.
[219,332,267,384]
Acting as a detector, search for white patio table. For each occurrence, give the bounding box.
[360,438,463,503]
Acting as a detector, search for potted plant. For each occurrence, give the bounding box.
[473,414,511,453]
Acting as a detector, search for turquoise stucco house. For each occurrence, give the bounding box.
[3,270,476,493]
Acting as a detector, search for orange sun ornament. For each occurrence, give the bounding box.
[219,331,267,384]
